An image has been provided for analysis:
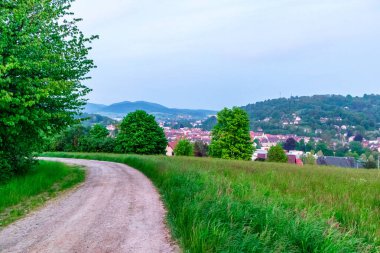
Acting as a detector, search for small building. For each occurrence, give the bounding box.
[252,149,268,161]
[166,141,178,156]
[317,156,361,168]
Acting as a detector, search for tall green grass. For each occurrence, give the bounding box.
[0,160,85,227]
[43,152,380,252]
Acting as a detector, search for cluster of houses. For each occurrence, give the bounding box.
[164,127,211,144]
[362,138,380,151]
[164,128,211,157]
[162,128,379,168]
[250,131,322,148]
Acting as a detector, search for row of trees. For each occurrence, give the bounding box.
[50,110,168,155]
[49,107,255,161]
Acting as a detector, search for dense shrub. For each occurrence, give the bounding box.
[268,145,288,163]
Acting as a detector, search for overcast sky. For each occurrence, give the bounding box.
[71,0,380,110]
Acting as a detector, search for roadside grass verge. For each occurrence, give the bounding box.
[43,152,380,252]
[0,160,85,227]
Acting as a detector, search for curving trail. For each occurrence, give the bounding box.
[0,158,179,253]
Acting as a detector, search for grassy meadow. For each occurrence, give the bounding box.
[43,152,380,252]
[0,160,85,227]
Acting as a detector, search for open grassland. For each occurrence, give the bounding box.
[0,160,85,227]
[43,152,380,252]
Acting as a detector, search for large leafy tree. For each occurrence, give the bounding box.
[209,107,253,160]
[283,137,297,151]
[174,139,193,156]
[116,110,167,155]
[0,0,96,181]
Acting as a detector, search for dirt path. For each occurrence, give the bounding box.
[0,158,179,253]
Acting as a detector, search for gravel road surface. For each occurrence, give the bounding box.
[0,158,179,253]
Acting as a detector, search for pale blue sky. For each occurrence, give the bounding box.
[72,0,380,110]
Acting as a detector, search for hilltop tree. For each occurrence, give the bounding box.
[209,107,253,160]
[267,145,288,163]
[174,139,194,156]
[0,1,96,181]
[116,110,167,155]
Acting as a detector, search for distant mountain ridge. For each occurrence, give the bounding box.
[85,101,217,120]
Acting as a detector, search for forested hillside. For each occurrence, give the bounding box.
[241,94,380,139]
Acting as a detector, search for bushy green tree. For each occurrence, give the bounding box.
[174,139,194,156]
[267,145,288,163]
[116,110,167,155]
[349,141,364,155]
[79,124,115,152]
[316,142,334,156]
[0,0,96,181]
[89,124,109,139]
[298,139,306,152]
[209,107,253,160]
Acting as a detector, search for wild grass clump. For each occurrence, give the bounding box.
[0,160,85,226]
[43,152,380,252]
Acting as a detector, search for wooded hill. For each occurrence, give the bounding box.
[241,94,380,138]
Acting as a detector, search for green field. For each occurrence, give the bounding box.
[43,152,380,252]
[0,160,85,227]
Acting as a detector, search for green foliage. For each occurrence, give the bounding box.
[49,125,89,152]
[0,0,96,180]
[44,153,380,251]
[193,141,208,157]
[48,124,115,153]
[254,139,261,149]
[209,107,253,160]
[0,160,84,226]
[116,110,167,155]
[302,152,316,165]
[174,139,194,156]
[201,116,217,131]
[364,155,378,169]
[349,141,365,155]
[315,142,334,156]
[268,145,288,163]
[89,124,109,139]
